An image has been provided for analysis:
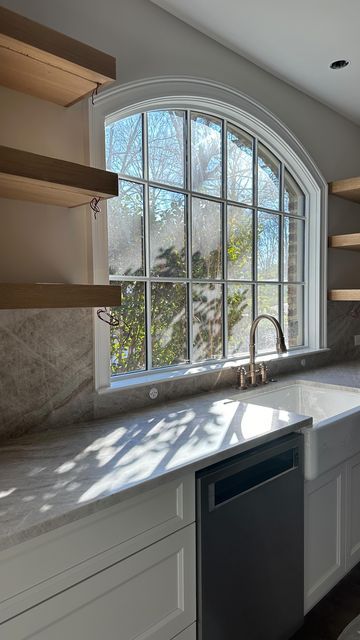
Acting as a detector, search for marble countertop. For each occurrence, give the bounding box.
[0,359,358,553]
[0,386,312,552]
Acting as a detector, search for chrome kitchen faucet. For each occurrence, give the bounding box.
[238,314,287,389]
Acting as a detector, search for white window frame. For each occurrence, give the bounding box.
[89,76,327,393]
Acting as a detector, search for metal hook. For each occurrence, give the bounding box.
[350,307,360,319]
[97,307,120,327]
[91,83,100,105]
[90,197,101,220]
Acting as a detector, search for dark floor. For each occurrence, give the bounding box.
[291,564,360,639]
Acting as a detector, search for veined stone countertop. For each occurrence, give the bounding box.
[0,359,359,553]
[0,386,312,552]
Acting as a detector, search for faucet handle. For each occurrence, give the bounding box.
[259,362,269,384]
[237,366,248,390]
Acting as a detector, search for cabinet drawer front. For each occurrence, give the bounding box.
[0,525,196,640]
[0,474,194,611]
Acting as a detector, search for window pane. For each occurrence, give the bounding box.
[257,211,280,281]
[257,284,279,353]
[284,170,304,216]
[227,206,253,280]
[284,216,304,282]
[227,125,253,204]
[191,113,222,197]
[148,110,185,188]
[193,283,223,361]
[151,282,188,367]
[106,110,308,376]
[227,284,253,355]
[192,198,222,279]
[284,285,304,348]
[105,114,143,178]
[149,188,186,277]
[110,281,146,375]
[258,143,280,210]
[108,180,144,276]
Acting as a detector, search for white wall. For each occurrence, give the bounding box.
[0,86,90,283]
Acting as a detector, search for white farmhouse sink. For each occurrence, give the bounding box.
[235,380,360,480]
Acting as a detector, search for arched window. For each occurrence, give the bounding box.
[91,79,327,388]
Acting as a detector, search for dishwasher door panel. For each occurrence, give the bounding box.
[197,433,304,640]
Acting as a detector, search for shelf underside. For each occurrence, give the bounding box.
[0,146,118,207]
[328,290,360,302]
[329,233,360,251]
[0,284,122,309]
[329,178,360,204]
[0,6,116,106]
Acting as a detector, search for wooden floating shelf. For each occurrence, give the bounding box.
[0,6,116,106]
[328,290,360,302]
[0,283,122,309]
[329,233,360,251]
[329,177,360,204]
[0,146,118,207]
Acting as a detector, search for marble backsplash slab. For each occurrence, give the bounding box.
[0,301,359,440]
[0,309,94,439]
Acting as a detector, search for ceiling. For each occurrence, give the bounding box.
[150,0,360,125]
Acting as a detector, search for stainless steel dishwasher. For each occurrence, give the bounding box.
[197,432,304,640]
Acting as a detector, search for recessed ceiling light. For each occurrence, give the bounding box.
[330,59,350,70]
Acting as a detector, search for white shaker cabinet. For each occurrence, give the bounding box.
[0,474,196,640]
[0,525,196,640]
[0,473,195,614]
[304,463,347,612]
[305,448,360,613]
[346,450,360,571]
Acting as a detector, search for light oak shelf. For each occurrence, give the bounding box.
[328,290,360,302]
[0,283,122,309]
[0,6,116,106]
[329,177,360,204]
[0,146,118,207]
[329,233,360,251]
[328,179,360,300]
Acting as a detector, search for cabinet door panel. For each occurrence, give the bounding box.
[1,525,196,640]
[346,452,360,571]
[305,464,346,612]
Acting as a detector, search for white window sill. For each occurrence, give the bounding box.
[97,347,330,394]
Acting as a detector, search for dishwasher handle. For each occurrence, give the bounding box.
[208,445,299,511]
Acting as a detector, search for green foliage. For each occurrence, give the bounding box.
[110,282,146,374]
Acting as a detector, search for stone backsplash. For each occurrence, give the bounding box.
[0,301,359,440]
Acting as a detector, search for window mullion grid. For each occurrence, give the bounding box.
[112,170,306,221]
[279,162,284,329]
[108,108,308,379]
[253,137,259,326]
[112,169,306,220]
[302,213,308,347]
[143,111,152,371]
[186,109,193,365]
[222,119,228,359]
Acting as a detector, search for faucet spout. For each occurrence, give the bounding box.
[249,314,287,358]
